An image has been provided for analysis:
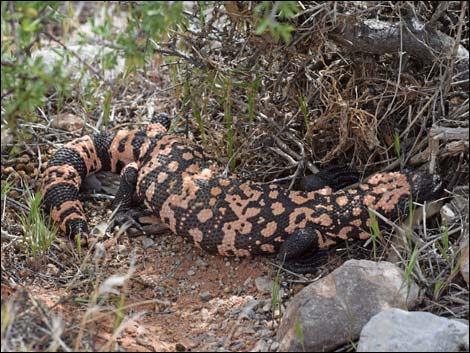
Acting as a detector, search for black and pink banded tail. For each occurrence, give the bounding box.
[42,113,171,240]
[43,133,115,238]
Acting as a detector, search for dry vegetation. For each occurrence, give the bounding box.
[1,1,469,351]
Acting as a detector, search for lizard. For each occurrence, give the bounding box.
[42,112,443,272]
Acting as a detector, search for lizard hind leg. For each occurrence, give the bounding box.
[111,162,145,232]
[110,162,166,237]
[278,228,329,274]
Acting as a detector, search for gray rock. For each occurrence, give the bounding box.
[196,258,209,268]
[262,302,272,313]
[255,276,274,295]
[231,341,245,351]
[258,329,274,337]
[251,339,270,352]
[270,341,280,351]
[200,291,212,302]
[142,237,155,249]
[117,244,128,256]
[357,308,469,352]
[277,260,420,352]
[93,242,106,260]
[239,300,266,320]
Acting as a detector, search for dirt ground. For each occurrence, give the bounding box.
[2,197,313,351]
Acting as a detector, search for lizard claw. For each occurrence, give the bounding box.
[113,209,145,234]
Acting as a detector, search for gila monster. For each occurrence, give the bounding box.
[42,113,443,272]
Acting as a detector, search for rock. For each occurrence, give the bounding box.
[277,260,419,352]
[93,242,106,260]
[155,286,166,296]
[357,308,469,352]
[239,300,266,320]
[46,263,59,275]
[200,308,210,321]
[262,302,271,313]
[272,306,282,319]
[117,244,128,255]
[270,341,280,351]
[231,341,245,351]
[175,342,186,351]
[90,223,108,238]
[187,269,196,276]
[441,187,469,224]
[196,258,209,268]
[258,329,274,338]
[251,339,270,352]
[200,291,212,302]
[142,237,155,249]
[255,276,273,295]
[50,113,84,131]
[1,128,14,148]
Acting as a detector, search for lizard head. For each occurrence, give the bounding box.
[147,112,171,137]
[406,170,444,204]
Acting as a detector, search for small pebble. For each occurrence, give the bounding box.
[46,263,59,275]
[243,276,252,287]
[270,341,280,351]
[17,170,27,179]
[142,237,154,249]
[255,276,273,294]
[117,244,128,255]
[3,166,14,175]
[272,308,282,318]
[196,258,209,267]
[200,291,212,302]
[94,242,106,259]
[175,343,186,352]
[200,308,210,321]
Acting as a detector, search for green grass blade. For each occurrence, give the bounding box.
[393,131,401,159]
[295,317,305,352]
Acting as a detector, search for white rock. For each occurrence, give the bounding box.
[200,308,210,321]
[357,308,469,352]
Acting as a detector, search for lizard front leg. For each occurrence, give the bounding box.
[278,227,329,273]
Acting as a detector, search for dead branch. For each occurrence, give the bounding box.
[430,127,469,141]
[330,14,469,89]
